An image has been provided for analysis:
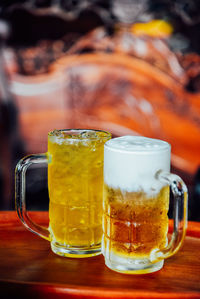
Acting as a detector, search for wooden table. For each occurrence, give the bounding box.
[0,211,200,298]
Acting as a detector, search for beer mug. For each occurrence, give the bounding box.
[102,136,188,274]
[16,129,111,257]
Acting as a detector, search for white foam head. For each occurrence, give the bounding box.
[104,136,171,195]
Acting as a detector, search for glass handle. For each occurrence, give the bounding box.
[153,170,188,261]
[15,154,50,241]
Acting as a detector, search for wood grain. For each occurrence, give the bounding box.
[0,211,200,298]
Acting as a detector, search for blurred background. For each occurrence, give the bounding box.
[0,0,199,220]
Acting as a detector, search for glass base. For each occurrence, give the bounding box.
[104,256,164,274]
[51,241,101,258]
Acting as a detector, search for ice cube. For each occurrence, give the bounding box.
[80,131,98,139]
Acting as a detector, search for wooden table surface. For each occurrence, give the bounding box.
[0,211,200,299]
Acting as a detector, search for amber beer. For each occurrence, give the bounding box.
[102,135,188,274]
[103,185,169,258]
[48,129,111,257]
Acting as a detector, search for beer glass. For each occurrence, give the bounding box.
[16,129,111,257]
[102,136,188,274]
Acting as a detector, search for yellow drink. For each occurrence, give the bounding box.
[48,129,111,257]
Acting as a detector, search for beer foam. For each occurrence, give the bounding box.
[104,136,171,195]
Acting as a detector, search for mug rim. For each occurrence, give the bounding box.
[48,128,112,141]
[104,135,171,154]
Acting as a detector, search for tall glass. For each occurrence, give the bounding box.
[102,136,188,274]
[16,129,111,257]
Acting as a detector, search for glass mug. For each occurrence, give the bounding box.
[15,129,111,257]
[102,136,188,274]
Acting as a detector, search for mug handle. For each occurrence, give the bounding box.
[15,154,50,241]
[151,170,188,262]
